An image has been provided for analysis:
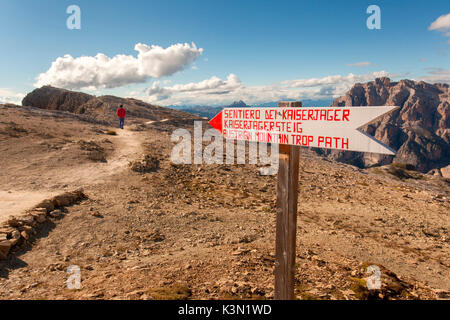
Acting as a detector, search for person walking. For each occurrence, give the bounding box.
[116,105,126,129]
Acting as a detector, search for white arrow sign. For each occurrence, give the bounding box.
[209,106,398,154]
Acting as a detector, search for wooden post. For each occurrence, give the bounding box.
[274,101,301,300]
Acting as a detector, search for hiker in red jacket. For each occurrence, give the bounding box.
[116,105,126,129]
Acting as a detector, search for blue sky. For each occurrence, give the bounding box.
[0,0,448,105]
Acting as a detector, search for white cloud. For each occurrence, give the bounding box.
[0,88,25,105]
[280,71,388,88]
[144,74,242,102]
[419,68,450,84]
[429,13,450,43]
[134,71,391,106]
[346,61,373,67]
[429,13,450,31]
[35,42,203,90]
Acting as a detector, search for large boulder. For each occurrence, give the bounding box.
[22,86,92,114]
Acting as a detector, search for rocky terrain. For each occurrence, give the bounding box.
[0,81,449,300]
[328,78,449,174]
[22,86,201,125]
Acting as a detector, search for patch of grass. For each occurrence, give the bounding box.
[392,162,416,171]
[359,261,379,271]
[371,167,385,175]
[295,283,321,300]
[219,292,241,300]
[349,277,371,300]
[297,292,321,300]
[147,285,191,300]
[387,166,413,180]
[387,164,425,180]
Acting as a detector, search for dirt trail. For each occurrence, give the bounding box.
[58,129,143,185]
[0,128,143,223]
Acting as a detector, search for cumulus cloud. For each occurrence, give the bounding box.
[134,71,391,106]
[145,74,242,102]
[35,42,203,90]
[429,13,450,42]
[429,13,450,31]
[0,88,25,104]
[346,61,373,67]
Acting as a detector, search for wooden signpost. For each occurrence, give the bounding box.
[209,101,398,300]
[274,101,301,300]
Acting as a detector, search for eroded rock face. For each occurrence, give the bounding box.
[22,86,92,114]
[327,78,449,172]
[21,86,201,125]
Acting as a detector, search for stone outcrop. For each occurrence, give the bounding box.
[325,78,449,172]
[22,86,201,124]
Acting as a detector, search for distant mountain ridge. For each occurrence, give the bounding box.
[226,100,248,108]
[167,98,334,119]
[166,101,250,119]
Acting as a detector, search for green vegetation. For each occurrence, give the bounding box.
[391,162,416,171]
[295,283,321,300]
[349,277,371,300]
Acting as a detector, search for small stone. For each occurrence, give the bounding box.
[0,240,12,260]
[31,211,47,223]
[35,199,54,212]
[7,217,21,227]
[0,227,14,235]
[9,238,19,246]
[17,215,35,226]
[21,231,29,240]
[49,210,63,218]
[11,230,21,240]
[90,211,102,217]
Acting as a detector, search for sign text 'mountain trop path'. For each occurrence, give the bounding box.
[209,106,398,155]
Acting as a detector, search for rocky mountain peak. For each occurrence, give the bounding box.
[226,100,248,108]
[328,78,449,173]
